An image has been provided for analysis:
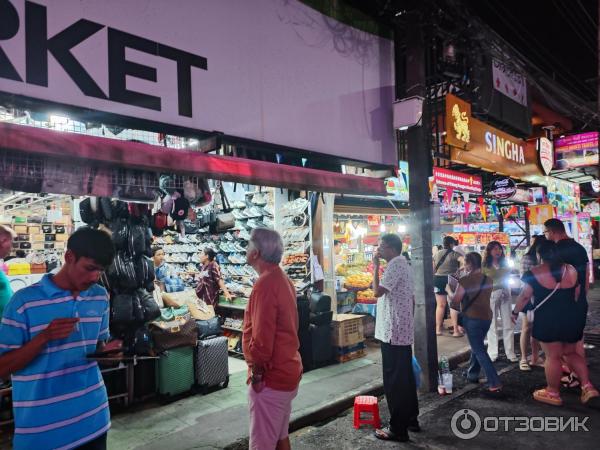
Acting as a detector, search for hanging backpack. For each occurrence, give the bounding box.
[171,196,190,221]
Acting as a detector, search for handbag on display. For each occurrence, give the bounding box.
[149,306,198,352]
[213,182,235,232]
[162,290,216,320]
[196,317,222,340]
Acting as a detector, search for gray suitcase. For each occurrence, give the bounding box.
[195,336,229,393]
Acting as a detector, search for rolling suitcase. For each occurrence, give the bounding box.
[195,336,229,393]
[156,346,195,397]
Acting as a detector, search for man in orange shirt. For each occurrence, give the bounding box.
[243,228,303,450]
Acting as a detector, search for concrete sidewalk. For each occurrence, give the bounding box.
[106,334,472,450]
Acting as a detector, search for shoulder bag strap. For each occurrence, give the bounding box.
[462,275,487,314]
[434,250,452,273]
[532,265,566,313]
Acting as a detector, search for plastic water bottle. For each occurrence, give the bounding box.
[440,355,450,375]
[439,355,453,394]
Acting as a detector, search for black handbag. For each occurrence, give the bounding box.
[196,317,222,339]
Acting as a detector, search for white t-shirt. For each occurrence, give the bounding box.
[375,255,415,346]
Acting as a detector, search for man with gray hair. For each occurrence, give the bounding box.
[0,225,17,318]
[243,228,303,450]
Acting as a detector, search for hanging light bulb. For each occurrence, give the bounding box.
[398,224,407,233]
[380,223,386,232]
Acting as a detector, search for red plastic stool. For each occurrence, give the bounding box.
[353,395,381,429]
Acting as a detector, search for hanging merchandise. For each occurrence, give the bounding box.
[490,200,498,217]
[478,197,487,222]
[171,190,190,222]
[504,205,518,220]
[463,193,471,215]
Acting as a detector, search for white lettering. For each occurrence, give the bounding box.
[485,131,493,152]
[545,417,559,432]
[498,417,511,431]
[530,417,544,432]
[560,417,575,431]
[496,135,504,157]
[484,417,498,431]
[514,417,529,432]
[511,143,518,161]
[519,147,525,164]
[575,417,589,432]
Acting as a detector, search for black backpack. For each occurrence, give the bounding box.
[111,293,135,324]
[136,289,160,322]
[108,252,139,290]
[171,197,190,221]
[134,257,155,292]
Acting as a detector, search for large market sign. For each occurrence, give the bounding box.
[445,94,542,178]
[0,0,395,165]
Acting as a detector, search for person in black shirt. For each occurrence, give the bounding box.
[543,219,590,302]
[544,218,590,386]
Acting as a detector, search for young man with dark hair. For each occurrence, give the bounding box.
[373,233,419,442]
[0,227,115,450]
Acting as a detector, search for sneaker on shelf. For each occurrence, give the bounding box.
[224,232,234,241]
[248,206,264,217]
[238,229,251,240]
[233,200,247,209]
[247,219,260,229]
[263,204,274,217]
[263,217,274,228]
[252,193,268,206]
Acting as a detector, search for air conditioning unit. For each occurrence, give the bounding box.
[393,96,423,130]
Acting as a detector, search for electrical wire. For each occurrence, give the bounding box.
[576,0,597,31]
[552,0,597,55]
[484,1,597,99]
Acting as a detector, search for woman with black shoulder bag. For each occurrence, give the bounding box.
[512,240,599,407]
[448,252,502,397]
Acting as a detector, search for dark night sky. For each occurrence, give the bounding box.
[465,0,598,101]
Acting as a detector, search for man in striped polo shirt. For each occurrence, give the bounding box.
[0,227,115,450]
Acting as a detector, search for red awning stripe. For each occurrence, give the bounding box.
[0,122,386,195]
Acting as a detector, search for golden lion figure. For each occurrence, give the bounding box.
[452,104,470,143]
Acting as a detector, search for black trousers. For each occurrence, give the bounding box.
[380,343,419,434]
[77,433,107,450]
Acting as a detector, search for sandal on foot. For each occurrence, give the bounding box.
[581,384,600,405]
[519,360,532,371]
[533,388,562,406]
[374,427,409,442]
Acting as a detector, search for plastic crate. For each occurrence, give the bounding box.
[335,349,365,363]
[331,314,364,347]
[334,341,365,356]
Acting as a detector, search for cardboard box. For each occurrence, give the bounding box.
[55,234,68,242]
[32,234,45,242]
[28,225,41,235]
[14,225,28,234]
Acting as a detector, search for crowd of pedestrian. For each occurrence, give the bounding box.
[441,218,599,407]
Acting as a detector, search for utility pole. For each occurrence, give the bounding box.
[401,9,438,391]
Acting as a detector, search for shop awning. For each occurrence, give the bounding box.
[0,122,386,196]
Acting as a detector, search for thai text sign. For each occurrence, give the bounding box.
[433,167,482,194]
[554,132,599,169]
[445,94,541,178]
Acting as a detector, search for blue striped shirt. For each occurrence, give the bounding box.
[0,274,110,450]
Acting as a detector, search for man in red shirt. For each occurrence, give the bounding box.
[243,228,303,450]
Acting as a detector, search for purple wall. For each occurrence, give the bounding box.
[0,0,396,165]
